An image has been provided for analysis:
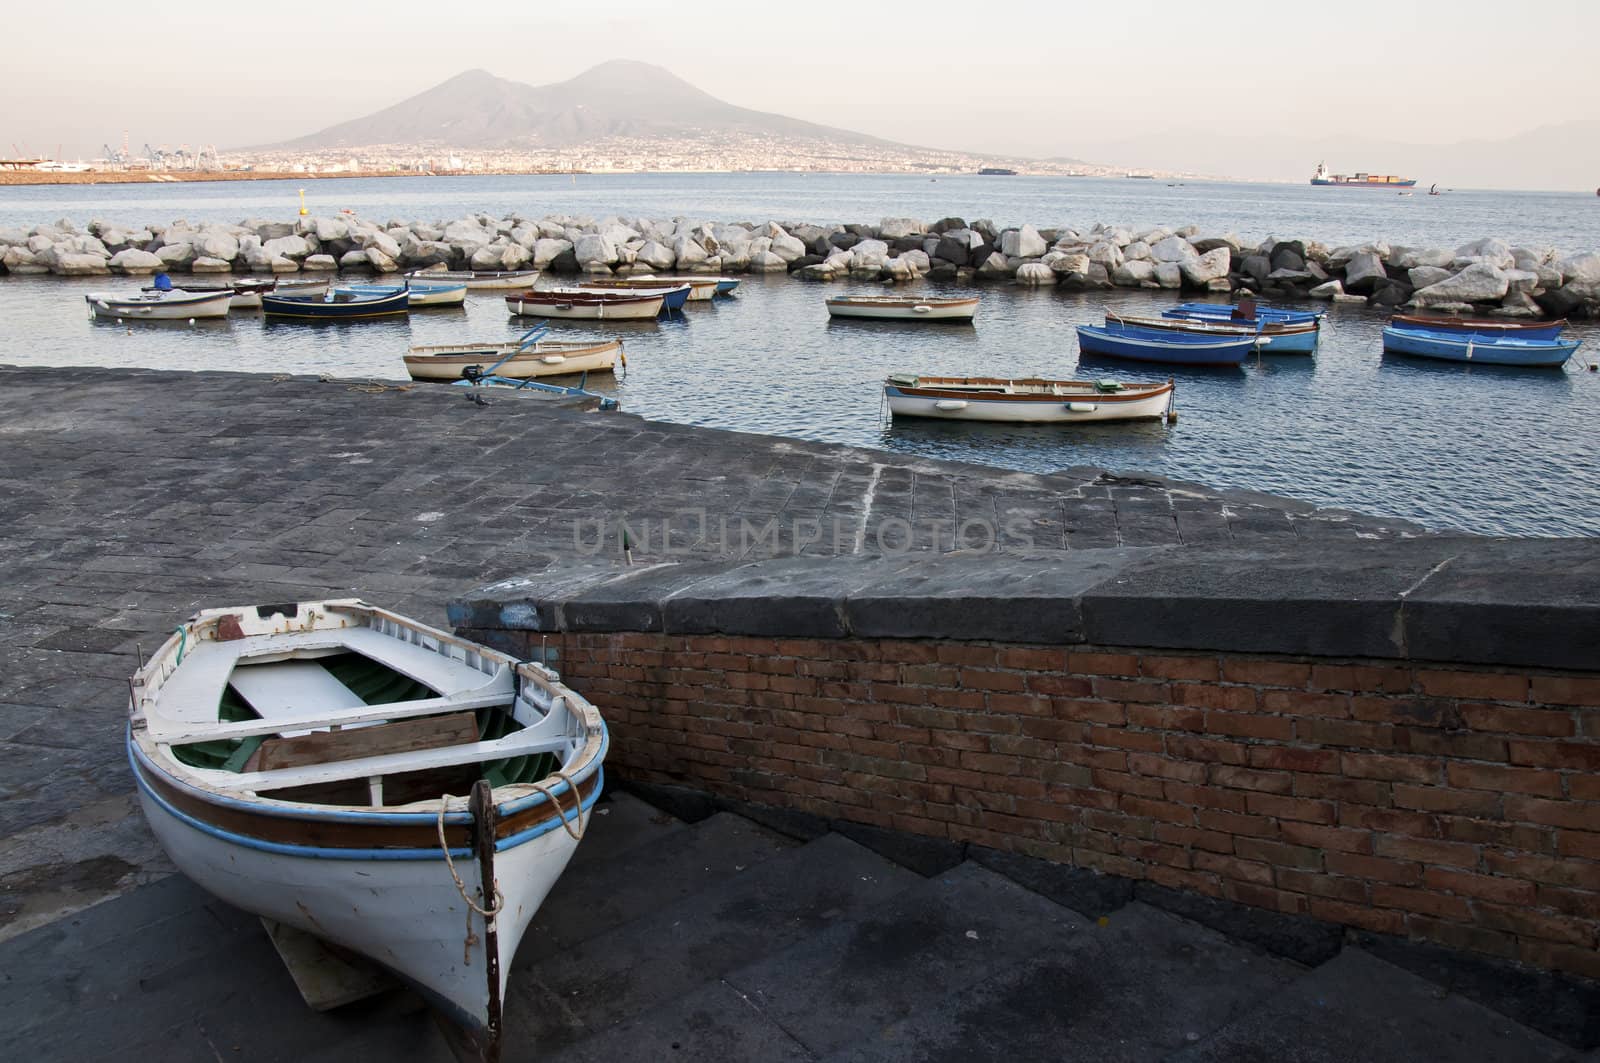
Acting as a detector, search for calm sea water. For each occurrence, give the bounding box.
[3,172,1599,252]
[2,173,1597,537]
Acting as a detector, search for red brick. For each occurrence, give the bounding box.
[1222,880,1309,915]
[1091,769,1163,799]
[1529,675,1600,707]
[1147,865,1224,896]
[878,643,941,664]
[1087,726,1166,753]
[1126,704,1206,731]
[1263,690,1353,719]
[899,664,959,686]
[1297,718,1396,749]
[1537,885,1600,919]
[1340,753,1442,784]
[1194,851,1275,885]
[1292,775,1388,804]
[1475,903,1595,946]
[1507,740,1600,771]
[1195,808,1278,839]
[1326,851,1423,886]
[1557,830,1600,861]
[1140,655,1220,681]
[1210,764,1294,794]
[1244,792,1337,824]
[1072,848,1144,878]
[1445,762,1563,797]
[1308,897,1405,935]
[1275,869,1369,903]
[1163,781,1248,813]
[1154,823,1236,854]
[1279,821,1374,854]
[1221,660,1311,688]
[1391,783,1501,818]
[1574,775,1600,802]
[1458,704,1575,737]
[1172,684,1259,712]
[996,647,1063,671]
[1026,674,1094,697]
[1421,867,1536,905]
[1416,670,1529,702]
[1118,838,1193,868]
[1518,940,1600,980]
[1205,711,1294,741]
[1054,699,1127,725]
[1339,805,1440,838]
[1372,835,1478,868]
[1126,753,1207,783]
[1370,885,1472,920]
[1348,695,1452,728]
[1483,851,1600,890]
[1233,837,1324,870]
[1407,917,1517,959]
[1165,735,1248,765]
[1504,795,1600,831]
[1119,794,1196,825]
[1440,816,1554,853]
[1396,729,1508,762]
[1309,664,1412,694]
[1248,746,1341,774]
[936,644,999,667]
[1065,652,1140,677]
[1091,677,1172,704]
[925,689,986,711]
[958,668,1027,692]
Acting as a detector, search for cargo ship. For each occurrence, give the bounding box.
[978,167,1017,176]
[1310,161,1416,188]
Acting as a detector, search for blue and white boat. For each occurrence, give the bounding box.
[1381,327,1580,368]
[1164,301,1323,326]
[1106,311,1319,354]
[335,281,468,308]
[1389,313,1567,342]
[261,287,410,319]
[564,282,693,312]
[1077,322,1262,366]
[713,277,741,296]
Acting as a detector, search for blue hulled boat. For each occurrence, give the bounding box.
[1077,322,1261,366]
[1107,312,1319,354]
[1381,327,1580,368]
[335,282,468,308]
[261,287,411,319]
[1164,302,1324,326]
[1389,313,1567,342]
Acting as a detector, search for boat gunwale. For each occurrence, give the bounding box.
[403,338,622,361]
[1078,324,1262,351]
[825,295,981,308]
[886,377,1174,402]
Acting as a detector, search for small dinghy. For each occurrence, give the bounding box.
[885,374,1175,423]
[128,599,607,1059]
[1163,299,1323,327]
[559,282,693,312]
[337,281,468,307]
[504,289,665,320]
[1388,313,1567,342]
[85,288,234,320]
[1381,326,1580,367]
[405,324,625,381]
[1107,309,1320,353]
[405,268,542,290]
[586,276,720,302]
[1077,321,1263,366]
[141,277,278,310]
[262,287,411,319]
[826,294,980,321]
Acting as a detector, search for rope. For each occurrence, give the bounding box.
[527,770,586,840]
[436,798,504,918]
[173,626,187,665]
[346,380,415,394]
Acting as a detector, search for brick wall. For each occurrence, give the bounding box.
[477,629,1600,979]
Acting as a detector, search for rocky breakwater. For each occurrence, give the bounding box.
[3,214,1596,318]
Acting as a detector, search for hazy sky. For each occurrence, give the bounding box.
[9,0,1598,180]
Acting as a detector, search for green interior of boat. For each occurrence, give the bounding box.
[171,651,555,787]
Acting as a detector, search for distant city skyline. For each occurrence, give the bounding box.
[8,0,1599,189]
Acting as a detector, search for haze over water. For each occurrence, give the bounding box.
[4,173,1597,538]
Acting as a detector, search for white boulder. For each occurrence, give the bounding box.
[364,249,399,272]
[770,233,807,262]
[1122,241,1152,262]
[1014,262,1055,286]
[52,252,111,275]
[1112,260,1156,286]
[262,235,310,260]
[1154,262,1183,289]
[1308,280,1344,299]
[1407,266,1452,289]
[1558,252,1600,286]
[1151,236,1197,263]
[1451,237,1514,271]
[999,224,1047,259]
[156,243,196,269]
[1343,250,1388,291]
[879,217,926,239]
[108,248,164,274]
[532,238,574,268]
[191,256,233,273]
[573,233,618,268]
[300,254,337,271]
[636,240,676,270]
[1050,252,1091,276]
[1087,241,1123,270]
[1410,262,1509,306]
[1180,247,1231,286]
[748,250,788,273]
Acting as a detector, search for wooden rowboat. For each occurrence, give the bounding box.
[405,328,624,381]
[141,278,278,310]
[1381,326,1579,368]
[582,277,714,303]
[85,288,234,320]
[406,269,541,290]
[262,288,410,319]
[885,374,1175,423]
[1389,313,1567,341]
[504,290,665,321]
[1106,311,1319,354]
[826,295,980,322]
[128,599,607,1060]
[337,282,469,308]
[560,283,692,311]
[1077,322,1262,366]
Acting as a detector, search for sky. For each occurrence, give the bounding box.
[8,0,1599,187]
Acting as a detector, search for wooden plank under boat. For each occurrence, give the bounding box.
[885,374,1175,423]
[1381,326,1579,368]
[128,599,608,1061]
[504,290,665,321]
[84,288,234,320]
[1077,322,1261,366]
[406,269,541,290]
[261,288,411,319]
[405,337,624,381]
[1388,313,1567,341]
[825,294,980,322]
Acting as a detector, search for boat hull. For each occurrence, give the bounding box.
[886,381,1173,423]
[826,297,979,322]
[1109,315,1319,353]
[1389,313,1567,341]
[404,340,623,380]
[337,283,469,308]
[85,290,234,320]
[1078,324,1256,366]
[505,294,664,320]
[563,284,691,311]
[262,290,410,319]
[407,270,541,290]
[1381,327,1578,367]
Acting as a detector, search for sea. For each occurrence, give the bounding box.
[2,173,1597,537]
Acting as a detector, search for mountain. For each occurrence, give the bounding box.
[266,61,907,152]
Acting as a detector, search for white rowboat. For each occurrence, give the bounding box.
[405,338,624,381]
[406,269,542,290]
[337,282,469,307]
[826,295,980,322]
[127,599,608,1058]
[505,290,665,320]
[85,289,234,320]
[884,374,1175,423]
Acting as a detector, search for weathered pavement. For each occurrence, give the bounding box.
[11,365,1568,1061]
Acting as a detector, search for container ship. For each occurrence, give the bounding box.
[1310,161,1416,188]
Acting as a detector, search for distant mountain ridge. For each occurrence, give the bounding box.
[266,61,910,151]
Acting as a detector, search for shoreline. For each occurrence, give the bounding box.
[0,168,588,187]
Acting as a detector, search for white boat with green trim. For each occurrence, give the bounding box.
[127,599,608,1059]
